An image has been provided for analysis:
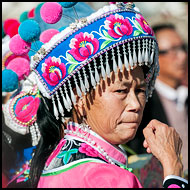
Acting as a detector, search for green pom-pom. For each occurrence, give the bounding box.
[19,11,29,22]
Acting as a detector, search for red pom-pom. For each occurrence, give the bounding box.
[6,22,20,37]
[28,8,35,18]
[9,34,31,55]
[3,19,20,34]
[6,57,30,81]
[40,29,59,43]
[40,2,62,24]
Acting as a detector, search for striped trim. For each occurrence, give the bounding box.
[42,158,106,177]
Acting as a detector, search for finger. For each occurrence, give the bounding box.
[143,139,148,148]
[146,147,152,154]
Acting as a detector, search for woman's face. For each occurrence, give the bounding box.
[81,65,146,145]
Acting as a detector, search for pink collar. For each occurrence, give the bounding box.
[65,122,128,165]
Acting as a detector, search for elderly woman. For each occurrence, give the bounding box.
[7,2,187,188]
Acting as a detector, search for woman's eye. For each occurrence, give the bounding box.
[136,89,146,94]
[115,89,128,94]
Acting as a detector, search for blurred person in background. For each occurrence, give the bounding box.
[128,23,188,178]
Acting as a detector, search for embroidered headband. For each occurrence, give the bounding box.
[10,2,160,121]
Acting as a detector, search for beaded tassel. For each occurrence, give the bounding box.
[94,59,100,84]
[60,87,70,111]
[68,79,76,105]
[105,51,111,78]
[141,39,145,64]
[100,54,106,80]
[117,45,123,72]
[52,94,59,120]
[128,42,133,69]
[137,40,142,66]
[34,122,41,143]
[82,67,89,92]
[30,124,38,146]
[88,63,96,89]
[150,40,155,65]
[149,39,152,64]
[56,90,64,117]
[144,39,149,65]
[64,83,72,111]
[111,47,118,73]
[123,43,129,71]
[73,75,82,97]
[78,71,86,94]
[132,41,137,66]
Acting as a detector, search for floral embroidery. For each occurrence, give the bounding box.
[41,56,66,86]
[104,14,133,39]
[135,14,154,36]
[79,143,100,157]
[57,148,78,165]
[14,96,40,123]
[68,32,99,62]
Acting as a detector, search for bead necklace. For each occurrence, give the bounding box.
[64,122,115,165]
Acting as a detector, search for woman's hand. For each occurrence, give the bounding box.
[143,119,183,178]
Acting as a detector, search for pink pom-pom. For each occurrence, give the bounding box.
[4,52,30,68]
[6,57,30,81]
[40,29,59,43]
[9,34,31,55]
[40,2,62,24]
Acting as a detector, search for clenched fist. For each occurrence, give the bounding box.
[143,119,183,178]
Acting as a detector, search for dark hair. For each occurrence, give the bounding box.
[152,23,176,36]
[29,96,63,187]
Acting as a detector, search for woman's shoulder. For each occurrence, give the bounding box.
[43,138,108,172]
[38,160,142,188]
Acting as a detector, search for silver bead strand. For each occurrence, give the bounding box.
[117,45,123,72]
[82,67,89,92]
[144,39,149,66]
[88,63,96,89]
[56,90,65,117]
[111,47,118,73]
[138,40,142,66]
[105,51,111,78]
[64,83,72,111]
[132,40,137,66]
[94,58,100,84]
[73,74,82,98]
[52,94,59,120]
[68,79,76,105]
[128,42,133,70]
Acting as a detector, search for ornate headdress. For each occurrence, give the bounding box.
[9,2,160,122]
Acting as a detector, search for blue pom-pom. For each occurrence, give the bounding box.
[59,2,78,8]
[18,19,41,42]
[2,69,19,92]
[28,40,44,58]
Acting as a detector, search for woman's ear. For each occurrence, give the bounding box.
[72,88,87,119]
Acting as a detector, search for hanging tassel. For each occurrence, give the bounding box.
[128,43,133,70]
[68,79,76,105]
[94,59,100,84]
[111,47,118,73]
[122,43,129,71]
[52,94,59,120]
[73,75,82,97]
[100,54,106,80]
[56,90,64,117]
[137,40,142,66]
[144,39,149,65]
[88,63,96,89]
[105,51,111,78]
[141,39,145,64]
[78,71,86,94]
[64,83,72,111]
[34,122,41,143]
[60,87,69,111]
[132,41,137,66]
[82,67,89,92]
[30,124,38,146]
[150,40,155,65]
[117,45,123,72]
